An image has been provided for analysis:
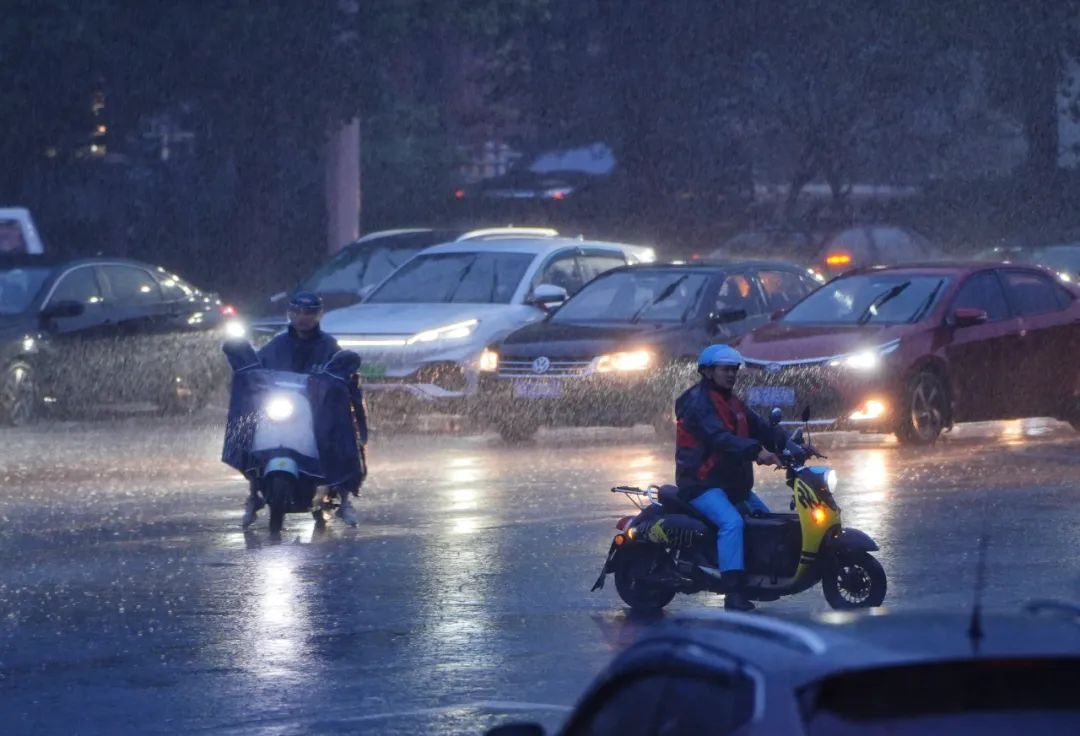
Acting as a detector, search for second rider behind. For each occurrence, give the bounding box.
[243,290,369,528]
[675,344,785,611]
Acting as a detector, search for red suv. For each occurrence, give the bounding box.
[735,263,1080,444]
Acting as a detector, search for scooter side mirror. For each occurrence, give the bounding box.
[800,406,812,423]
[769,407,783,426]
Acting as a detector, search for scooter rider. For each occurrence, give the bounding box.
[675,344,784,612]
[242,290,368,529]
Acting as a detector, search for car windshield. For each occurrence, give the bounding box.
[301,243,428,295]
[365,251,534,304]
[783,273,950,324]
[552,270,711,323]
[0,266,52,315]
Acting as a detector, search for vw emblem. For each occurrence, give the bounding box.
[766,363,782,374]
[532,356,551,375]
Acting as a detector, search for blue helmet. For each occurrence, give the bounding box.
[698,344,743,368]
[287,290,323,312]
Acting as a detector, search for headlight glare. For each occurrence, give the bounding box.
[479,348,499,372]
[264,395,296,422]
[224,319,247,339]
[594,350,653,373]
[406,319,478,345]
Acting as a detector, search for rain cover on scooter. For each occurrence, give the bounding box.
[221,341,364,491]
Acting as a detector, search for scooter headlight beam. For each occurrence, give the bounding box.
[264,395,296,422]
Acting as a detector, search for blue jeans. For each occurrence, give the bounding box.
[691,489,770,572]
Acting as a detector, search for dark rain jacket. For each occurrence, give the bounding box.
[257,326,369,446]
[674,380,780,503]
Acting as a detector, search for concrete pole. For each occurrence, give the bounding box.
[326,117,361,254]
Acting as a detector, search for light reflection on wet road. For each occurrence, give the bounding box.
[1,415,1078,734]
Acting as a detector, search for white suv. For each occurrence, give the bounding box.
[319,231,654,414]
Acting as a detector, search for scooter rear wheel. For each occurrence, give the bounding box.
[614,544,677,612]
[823,551,887,609]
[266,475,292,534]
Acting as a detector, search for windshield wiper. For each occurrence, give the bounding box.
[446,256,479,302]
[631,275,688,323]
[909,279,946,323]
[856,281,910,325]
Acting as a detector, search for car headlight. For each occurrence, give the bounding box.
[264,395,296,422]
[593,350,653,373]
[224,319,247,339]
[828,340,900,371]
[406,319,479,345]
[479,348,499,372]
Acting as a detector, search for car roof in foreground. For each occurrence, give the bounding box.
[625,607,1080,688]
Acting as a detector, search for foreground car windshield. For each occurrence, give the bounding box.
[366,252,534,304]
[783,273,950,325]
[553,270,710,322]
[0,266,52,315]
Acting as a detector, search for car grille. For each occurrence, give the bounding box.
[498,359,592,378]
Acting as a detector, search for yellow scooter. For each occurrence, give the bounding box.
[592,409,887,611]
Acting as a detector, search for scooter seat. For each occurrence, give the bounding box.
[657,485,713,525]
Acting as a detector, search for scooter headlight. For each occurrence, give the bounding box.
[264,395,296,422]
[826,469,838,494]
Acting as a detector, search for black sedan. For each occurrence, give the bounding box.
[477,260,819,441]
[0,255,237,424]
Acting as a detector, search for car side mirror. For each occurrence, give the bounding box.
[485,724,545,736]
[40,300,84,321]
[529,283,569,311]
[711,308,747,325]
[769,407,783,426]
[770,307,787,321]
[952,307,988,328]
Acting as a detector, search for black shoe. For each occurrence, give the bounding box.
[721,571,756,612]
[723,589,756,612]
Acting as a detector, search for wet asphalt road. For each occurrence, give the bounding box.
[1,414,1079,735]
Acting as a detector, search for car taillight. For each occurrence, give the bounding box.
[220,304,237,316]
[825,253,852,267]
[615,515,634,531]
[454,189,466,199]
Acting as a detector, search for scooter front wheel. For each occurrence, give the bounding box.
[822,551,887,609]
[614,544,676,612]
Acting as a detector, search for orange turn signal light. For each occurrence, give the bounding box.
[825,253,852,267]
[614,534,626,546]
[812,507,827,524]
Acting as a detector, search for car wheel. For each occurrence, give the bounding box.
[651,409,676,441]
[159,373,208,415]
[896,370,949,445]
[0,361,38,426]
[822,551,887,609]
[495,418,539,444]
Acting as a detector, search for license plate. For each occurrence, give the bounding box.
[513,379,563,399]
[747,386,795,407]
[360,363,385,378]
